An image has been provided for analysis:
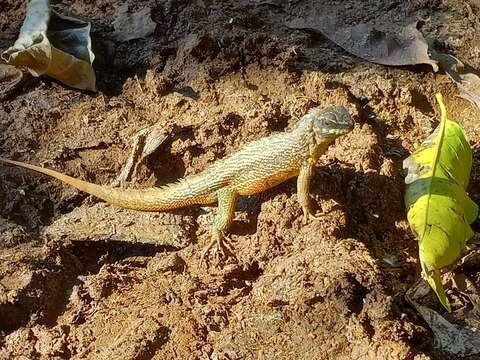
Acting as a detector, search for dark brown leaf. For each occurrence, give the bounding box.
[111,6,157,42]
[286,14,438,70]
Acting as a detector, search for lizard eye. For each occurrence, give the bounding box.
[323,113,337,126]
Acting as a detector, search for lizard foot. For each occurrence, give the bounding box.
[302,211,327,225]
[302,210,327,225]
[200,233,235,266]
[302,201,339,225]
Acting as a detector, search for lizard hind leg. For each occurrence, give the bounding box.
[200,188,238,265]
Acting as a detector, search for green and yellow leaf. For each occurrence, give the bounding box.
[403,93,478,312]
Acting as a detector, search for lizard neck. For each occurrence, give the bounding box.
[292,117,332,162]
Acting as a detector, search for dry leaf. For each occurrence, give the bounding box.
[433,52,480,110]
[111,6,156,42]
[1,0,96,91]
[286,14,438,70]
[407,281,480,357]
[111,124,168,186]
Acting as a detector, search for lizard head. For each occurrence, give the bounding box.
[310,106,354,141]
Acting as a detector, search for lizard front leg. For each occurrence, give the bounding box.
[297,159,318,224]
[200,187,238,264]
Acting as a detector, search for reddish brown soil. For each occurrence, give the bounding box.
[1,0,480,359]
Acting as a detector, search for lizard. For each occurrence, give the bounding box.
[0,105,354,262]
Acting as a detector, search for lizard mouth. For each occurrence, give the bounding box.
[341,119,355,133]
[326,124,353,135]
[345,122,354,132]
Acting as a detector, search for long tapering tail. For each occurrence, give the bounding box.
[0,157,201,211]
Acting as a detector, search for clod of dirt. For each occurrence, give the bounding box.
[0,216,30,249]
[0,243,82,331]
[3,325,70,359]
[97,316,168,360]
[43,203,195,248]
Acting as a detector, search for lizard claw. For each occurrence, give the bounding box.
[199,238,216,266]
[302,209,328,225]
[199,232,235,266]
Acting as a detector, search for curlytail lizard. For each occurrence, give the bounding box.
[0,106,353,261]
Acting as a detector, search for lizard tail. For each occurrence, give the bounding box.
[0,157,195,212]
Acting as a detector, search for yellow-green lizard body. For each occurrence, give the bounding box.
[0,106,353,260]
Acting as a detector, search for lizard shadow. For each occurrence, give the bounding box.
[309,160,425,321]
[226,155,413,266]
[0,240,171,332]
[229,196,261,236]
[310,95,418,273]
[311,162,408,247]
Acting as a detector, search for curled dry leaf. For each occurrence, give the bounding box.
[432,52,480,110]
[1,0,96,91]
[111,123,168,187]
[286,13,438,70]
